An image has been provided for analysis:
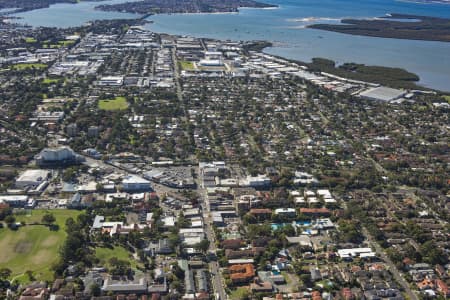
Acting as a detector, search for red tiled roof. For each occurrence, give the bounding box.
[249,208,272,214]
[300,208,330,214]
[312,290,322,300]
[229,264,255,282]
[436,279,450,296]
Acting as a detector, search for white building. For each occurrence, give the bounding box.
[162,216,176,227]
[98,76,124,86]
[359,87,406,102]
[202,167,219,177]
[15,169,49,189]
[294,171,318,185]
[294,197,306,206]
[337,248,376,259]
[0,195,29,207]
[122,175,151,192]
[317,189,332,198]
[199,59,224,67]
[240,174,271,187]
[35,146,83,166]
[274,208,297,217]
[216,178,239,187]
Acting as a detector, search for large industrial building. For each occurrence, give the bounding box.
[359,86,406,102]
[35,146,84,167]
[15,169,50,189]
[121,175,152,192]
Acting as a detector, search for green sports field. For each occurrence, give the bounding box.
[0,210,82,282]
[10,63,47,71]
[98,96,129,111]
[95,246,138,269]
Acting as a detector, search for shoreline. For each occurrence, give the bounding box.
[238,6,279,10]
[261,50,440,92]
[145,15,449,91]
[94,0,279,16]
[139,5,280,18]
[146,11,239,16]
[395,0,450,4]
[287,17,343,23]
[308,14,450,43]
[8,0,450,92]
[0,0,115,15]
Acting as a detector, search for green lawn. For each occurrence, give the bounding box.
[0,210,82,282]
[58,40,76,47]
[11,63,47,70]
[179,60,195,71]
[229,287,249,300]
[42,78,60,84]
[25,37,37,43]
[98,96,129,111]
[95,246,138,269]
[444,95,450,103]
[42,42,68,49]
[14,209,81,226]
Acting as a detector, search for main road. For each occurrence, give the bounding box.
[198,175,227,300]
[83,152,228,299]
[171,47,183,103]
[362,227,418,300]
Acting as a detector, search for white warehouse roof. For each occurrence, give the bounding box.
[359,87,406,102]
[122,175,150,185]
[16,169,49,184]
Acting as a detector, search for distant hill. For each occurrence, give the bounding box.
[95,0,277,15]
[309,14,450,43]
[0,0,77,13]
[407,0,450,3]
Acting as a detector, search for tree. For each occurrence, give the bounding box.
[59,217,92,267]
[246,223,272,240]
[176,213,190,229]
[25,270,35,281]
[137,249,146,262]
[4,215,15,226]
[300,274,312,286]
[386,248,403,265]
[420,241,447,265]
[108,257,131,276]
[0,268,11,280]
[90,283,101,296]
[170,278,182,291]
[337,220,363,244]
[168,233,181,249]
[62,167,77,182]
[171,262,184,279]
[194,239,210,254]
[0,207,12,221]
[42,213,56,225]
[243,213,257,225]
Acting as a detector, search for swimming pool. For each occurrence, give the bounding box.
[271,221,312,230]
